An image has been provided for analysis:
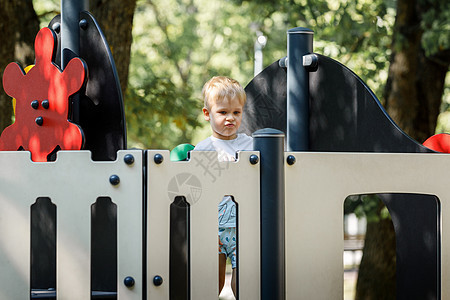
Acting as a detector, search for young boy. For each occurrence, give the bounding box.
[194,76,252,297]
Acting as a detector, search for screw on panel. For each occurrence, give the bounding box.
[302,54,319,72]
[31,100,39,109]
[249,154,259,165]
[109,175,120,185]
[79,19,88,30]
[123,276,135,288]
[279,56,288,68]
[35,116,44,126]
[52,22,61,33]
[286,155,296,165]
[124,154,135,165]
[42,100,49,109]
[153,275,163,286]
[154,154,164,164]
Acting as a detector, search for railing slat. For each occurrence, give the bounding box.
[0,152,32,299]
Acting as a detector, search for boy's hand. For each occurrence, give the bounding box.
[219,237,223,251]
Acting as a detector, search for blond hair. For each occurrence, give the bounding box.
[202,76,246,109]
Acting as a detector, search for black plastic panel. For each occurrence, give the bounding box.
[240,60,287,135]
[381,193,440,300]
[49,12,126,161]
[309,54,432,153]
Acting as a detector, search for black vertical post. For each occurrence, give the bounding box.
[287,27,313,151]
[61,0,88,123]
[253,128,285,300]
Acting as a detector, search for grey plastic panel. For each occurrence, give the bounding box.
[147,150,261,300]
[0,150,143,299]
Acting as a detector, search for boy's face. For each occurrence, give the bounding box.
[203,96,243,140]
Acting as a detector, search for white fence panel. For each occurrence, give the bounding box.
[0,150,143,300]
[5,148,450,299]
[147,150,260,300]
[285,152,450,299]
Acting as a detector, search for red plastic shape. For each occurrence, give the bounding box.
[0,27,86,162]
[423,133,450,153]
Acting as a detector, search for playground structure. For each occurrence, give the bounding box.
[0,3,447,300]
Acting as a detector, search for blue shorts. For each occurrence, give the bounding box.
[218,227,237,269]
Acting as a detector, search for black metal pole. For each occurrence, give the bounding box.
[61,0,88,123]
[253,128,285,300]
[287,27,313,151]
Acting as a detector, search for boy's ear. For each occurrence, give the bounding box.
[202,107,210,121]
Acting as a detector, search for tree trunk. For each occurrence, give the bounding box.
[384,0,450,143]
[14,0,40,67]
[355,203,396,300]
[357,0,450,298]
[89,0,137,97]
[0,0,39,133]
[0,1,17,132]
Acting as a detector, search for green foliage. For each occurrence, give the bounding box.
[31,0,449,149]
[420,0,450,57]
[127,0,403,149]
[127,0,257,149]
[345,194,391,223]
[33,0,59,28]
[226,0,398,100]
[253,0,396,101]
[126,72,201,149]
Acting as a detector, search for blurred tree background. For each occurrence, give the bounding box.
[1,0,448,149]
[0,0,449,298]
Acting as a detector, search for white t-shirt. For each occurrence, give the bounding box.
[194,134,253,227]
[194,134,253,161]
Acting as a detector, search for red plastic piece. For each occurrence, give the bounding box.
[423,133,450,153]
[0,27,86,162]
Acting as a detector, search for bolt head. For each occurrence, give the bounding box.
[124,154,135,165]
[302,54,319,71]
[154,154,164,164]
[35,116,44,126]
[123,276,135,287]
[249,154,259,165]
[31,100,39,109]
[79,19,88,30]
[153,275,163,286]
[109,175,120,185]
[286,155,296,165]
[52,22,61,33]
[42,100,49,109]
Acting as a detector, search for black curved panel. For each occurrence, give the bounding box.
[309,54,431,153]
[242,55,433,153]
[49,12,126,161]
[240,60,287,135]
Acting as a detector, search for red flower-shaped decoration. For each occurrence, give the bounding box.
[423,133,450,153]
[0,27,86,162]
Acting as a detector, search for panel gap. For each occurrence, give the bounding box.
[219,195,237,300]
[170,196,190,300]
[31,197,56,296]
[343,194,394,300]
[91,197,117,298]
